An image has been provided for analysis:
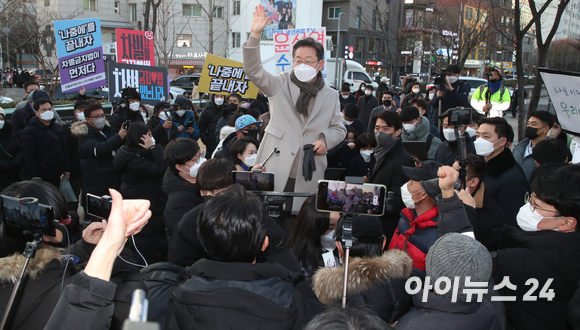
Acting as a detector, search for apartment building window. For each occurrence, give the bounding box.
[213,6,224,18]
[183,4,202,17]
[177,34,192,47]
[328,7,340,19]
[130,4,137,21]
[232,32,241,48]
[114,1,120,13]
[44,0,49,6]
[84,0,96,11]
[112,32,116,43]
[354,36,364,59]
[356,7,362,28]
[465,7,473,20]
[233,0,240,15]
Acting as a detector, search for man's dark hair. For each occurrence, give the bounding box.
[532,138,568,164]
[124,122,150,147]
[24,80,40,92]
[198,184,267,262]
[412,81,421,88]
[164,138,200,176]
[529,110,555,128]
[447,65,461,74]
[400,106,420,122]
[247,108,261,120]
[372,109,402,131]
[478,117,514,143]
[83,100,103,119]
[230,136,260,165]
[197,158,235,191]
[228,112,244,127]
[341,82,351,92]
[408,98,427,111]
[355,133,377,149]
[292,37,324,61]
[383,91,394,98]
[365,85,374,91]
[465,153,488,181]
[33,98,53,111]
[472,111,484,125]
[229,93,242,103]
[303,307,392,330]
[531,165,580,222]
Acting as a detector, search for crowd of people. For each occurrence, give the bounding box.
[0,6,579,330]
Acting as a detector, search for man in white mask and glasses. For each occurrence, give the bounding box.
[243,5,346,214]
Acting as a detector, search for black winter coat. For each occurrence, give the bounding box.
[10,102,35,139]
[109,105,145,134]
[197,102,221,157]
[492,229,580,330]
[146,116,179,148]
[167,259,323,330]
[162,169,201,241]
[357,95,380,130]
[0,121,22,191]
[466,183,507,249]
[434,137,476,166]
[368,138,415,241]
[63,119,82,189]
[73,121,123,201]
[20,117,70,184]
[114,144,168,263]
[483,148,529,226]
[347,154,371,177]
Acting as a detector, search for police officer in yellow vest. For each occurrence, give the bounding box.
[470,68,511,118]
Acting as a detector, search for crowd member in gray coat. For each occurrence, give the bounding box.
[400,106,441,160]
[396,233,506,330]
[512,110,553,181]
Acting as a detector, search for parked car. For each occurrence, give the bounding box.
[170,74,201,97]
[427,76,487,99]
[0,96,14,103]
[31,69,55,82]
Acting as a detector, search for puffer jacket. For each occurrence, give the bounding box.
[161,168,201,241]
[198,97,222,157]
[312,249,414,324]
[0,121,22,190]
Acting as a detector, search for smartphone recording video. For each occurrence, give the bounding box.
[232,171,275,192]
[1,195,55,237]
[86,194,113,220]
[316,180,386,216]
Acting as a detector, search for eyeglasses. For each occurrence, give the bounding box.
[294,59,320,66]
[525,192,559,214]
[90,114,106,119]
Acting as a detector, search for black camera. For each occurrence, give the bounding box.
[433,70,452,87]
[448,107,472,126]
[123,120,132,130]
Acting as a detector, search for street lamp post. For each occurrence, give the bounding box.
[334,12,345,89]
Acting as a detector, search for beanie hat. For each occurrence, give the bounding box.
[426,233,492,301]
[344,104,359,119]
[0,108,5,118]
[74,100,89,110]
[28,90,50,103]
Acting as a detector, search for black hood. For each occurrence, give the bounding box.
[0,120,14,137]
[162,168,197,196]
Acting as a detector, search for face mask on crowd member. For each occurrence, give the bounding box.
[174,95,190,118]
[235,115,263,140]
[34,99,55,123]
[517,190,576,232]
[382,93,393,108]
[292,41,324,84]
[525,112,553,141]
[374,114,401,147]
[440,111,467,142]
[178,153,206,179]
[401,106,421,134]
[474,122,508,158]
[74,100,88,121]
[214,95,225,106]
[412,84,420,94]
[343,104,359,126]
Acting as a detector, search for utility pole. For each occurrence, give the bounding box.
[334,12,345,89]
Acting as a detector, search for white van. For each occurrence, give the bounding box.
[325,59,378,93]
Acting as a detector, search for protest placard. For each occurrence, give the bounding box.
[197,54,259,98]
[108,62,169,105]
[273,27,326,76]
[54,18,106,93]
[259,0,297,40]
[539,68,580,135]
[116,28,155,66]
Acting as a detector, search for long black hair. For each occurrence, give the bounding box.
[124,122,151,148]
[287,195,330,278]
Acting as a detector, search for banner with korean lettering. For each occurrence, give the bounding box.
[116,28,155,66]
[273,27,326,76]
[108,63,169,106]
[54,18,106,93]
[539,68,580,135]
[197,54,259,98]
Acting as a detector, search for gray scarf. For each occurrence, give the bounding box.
[290,71,325,117]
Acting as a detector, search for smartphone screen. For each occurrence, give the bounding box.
[86,193,113,220]
[450,108,472,126]
[1,196,55,237]
[232,171,275,192]
[316,180,386,216]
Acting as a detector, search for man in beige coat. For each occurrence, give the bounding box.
[243,5,346,212]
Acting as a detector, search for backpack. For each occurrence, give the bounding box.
[477,85,508,102]
[140,262,187,329]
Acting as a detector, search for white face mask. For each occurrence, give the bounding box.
[320,230,336,252]
[39,110,55,121]
[342,118,354,126]
[443,128,457,142]
[141,112,147,121]
[150,136,156,145]
[466,127,477,137]
[182,157,207,178]
[448,76,458,84]
[364,90,372,96]
[548,128,561,139]
[429,93,435,99]
[341,94,349,99]
[412,88,420,94]
[474,137,500,157]
[214,98,224,106]
[293,63,318,82]
[400,182,426,209]
[403,120,418,133]
[76,111,85,121]
[244,154,257,167]
[360,149,373,162]
[516,202,564,232]
[0,120,4,129]
[159,111,169,121]
[176,110,186,117]
[92,117,106,130]
[129,102,140,112]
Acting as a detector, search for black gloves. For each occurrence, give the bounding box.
[302,144,316,182]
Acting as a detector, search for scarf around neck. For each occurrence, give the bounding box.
[488,80,502,95]
[290,71,325,117]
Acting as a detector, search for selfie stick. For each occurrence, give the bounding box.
[257,146,280,171]
[451,108,468,188]
[0,236,42,330]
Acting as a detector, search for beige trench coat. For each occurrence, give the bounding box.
[243,40,346,212]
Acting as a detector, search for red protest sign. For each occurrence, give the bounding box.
[116,28,155,66]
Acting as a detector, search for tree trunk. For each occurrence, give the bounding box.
[527,46,549,114]
[208,0,214,54]
[152,0,161,35]
[144,0,151,31]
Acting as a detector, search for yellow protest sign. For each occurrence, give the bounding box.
[198,54,259,98]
